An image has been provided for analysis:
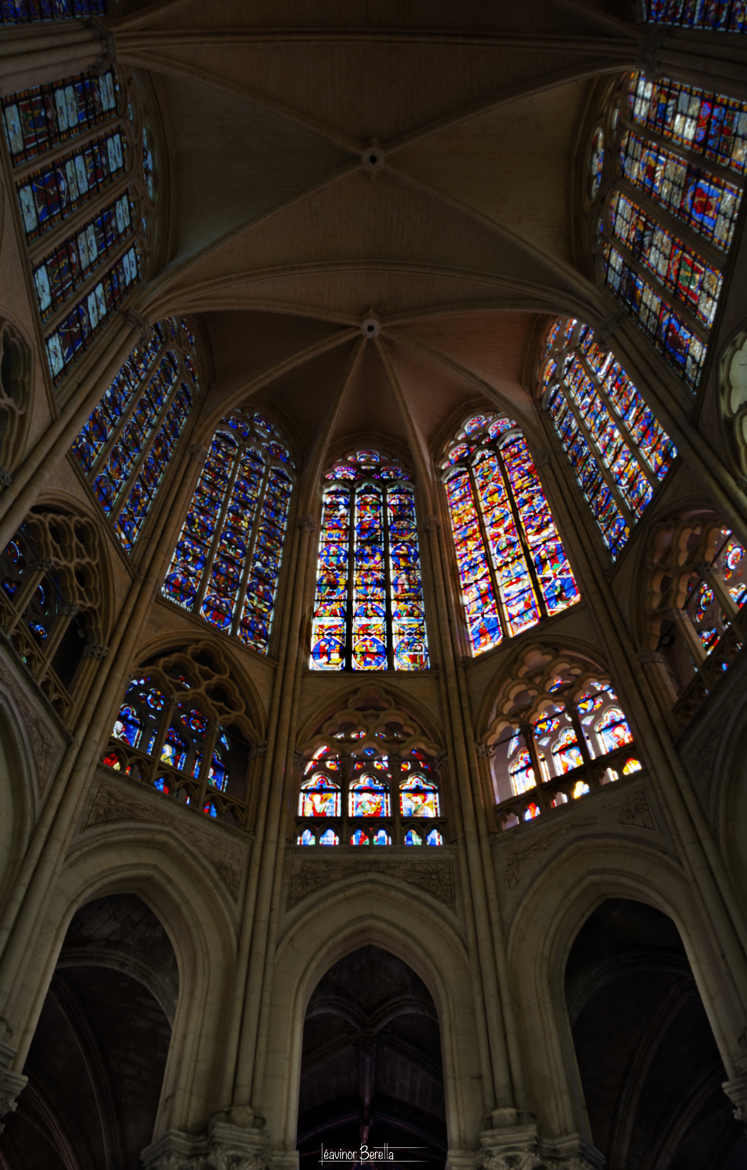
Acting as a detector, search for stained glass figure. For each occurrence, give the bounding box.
[2,70,118,165]
[162,410,294,655]
[590,126,605,197]
[296,715,445,846]
[104,649,253,826]
[642,2,746,34]
[491,672,641,822]
[71,318,199,552]
[543,317,677,559]
[628,72,747,175]
[442,413,579,656]
[310,450,430,671]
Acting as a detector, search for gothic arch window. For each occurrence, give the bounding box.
[647,512,746,723]
[296,689,445,847]
[441,412,580,657]
[1,62,158,384]
[589,70,746,389]
[542,317,678,561]
[641,1,746,32]
[71,317,200,551]
[484,648,643,831]
[0,2,106,21]
[0,508,105,717]
[162,410,294,655]
[103,643,256,826]
[310,448,430,672]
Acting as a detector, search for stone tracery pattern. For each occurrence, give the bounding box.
[0,62,157,383]
[0,321,31,474]
[484,647,642,830]
[296,687,445,847]
[542,317,678,561]
[0,509,105,716]
[441,412,580,656]
[103,642,257,828]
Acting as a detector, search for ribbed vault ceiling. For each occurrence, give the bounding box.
[115,0,638,468]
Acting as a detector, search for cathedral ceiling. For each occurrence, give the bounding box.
[114,0,637,469]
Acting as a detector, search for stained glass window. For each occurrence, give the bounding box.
[310,449,430,671]
[590,126,605,197]
[296,716,445,847]
[0,1,106,21]
[0,509,103,716]
[103,647,254,827]
[2,64,155,384]
[441,413,580,657]
[162,410,294,655]
[642,1,746,32]
[543,317,678,560]
[490,673,642,829]
[70,317,199,551]
[590,72,746,390]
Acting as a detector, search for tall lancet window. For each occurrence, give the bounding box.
[71,317,199,551]
[310,449,430,672]
[441,413,580,657]
[1,62,157,383]
[543,317,678,561]
[589,71,746,389]
[162,411,294,655]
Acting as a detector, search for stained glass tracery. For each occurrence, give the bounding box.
[543,317,678,560]
[71,317,199,551]
[162,410,294,655]
[442,413,579,656]
[591,71,746,389]
[1,63,155,384]
[310,450,430,671]
[642,0,746,32]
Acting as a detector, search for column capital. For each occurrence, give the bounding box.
[142,1114,268,1170]
[478,1120,540,1170]
[0,467,12,490]
[0,1043,26,1136]
[723,1071,747,1123]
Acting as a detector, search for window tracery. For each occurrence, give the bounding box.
[0,509,105,716]
[0,320,31,473]
[542,317,678,561]
[71,317,200,551]
[103,643,256,827]
[162,410,294,655]
[1,64,157,384]
[642,1,746,32]
[441,412,580,656]
[484,648,643,830]
[310,449,430,672]
[296,689,445,847]
[589,71,747,388]
[647,513,746,724]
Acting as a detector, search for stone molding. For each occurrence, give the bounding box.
[0,1043,27,1135]
[142,1118,267,1170]
[286,855,457,910]
[723,1071,747,1123]
[477,1125,604,1170]
[0,648,66,796]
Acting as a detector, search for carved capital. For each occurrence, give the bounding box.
[0,466,11,489]
[84,641,109,660]
[478,1122,540,1170]
[0,1044,27,1136]
[118,307,151,342]
[723,1071,747,1123]
[142,1116,268,1170]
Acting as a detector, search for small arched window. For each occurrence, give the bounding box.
[162,410,294,654]
[71,317,200,551]
[641,1,746,32]
[103,644,255,826]
[648,515,746,723]
[310,449,430,672]
[542,317,678,561]
[296,692,445,847]
[487,657,642,830]
[0,509,104,717]
[1,62,158,384]
[441,412,580,656]
[589,71,746,389]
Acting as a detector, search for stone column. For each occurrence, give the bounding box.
[142,1113,268,1170]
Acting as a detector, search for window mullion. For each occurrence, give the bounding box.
[612,174,728,268]
[111,365,183,522]
[495,440,547,621]
[195,441,243,612]
[620,112,743,190]
[345,485,355,671]
[467,463,509,641]
[383,482,394,671]
[89,339,166,473]
[230,457,268,639]
[561,364,635,524]
[602,230,711,344]
[524,722,550,811]
[576,349,661,494]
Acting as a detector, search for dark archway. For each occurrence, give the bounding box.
[297,945,447,1170]
[0,893,177,1170]
[565,898,746,1170]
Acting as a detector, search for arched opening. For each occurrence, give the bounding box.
[565,898,746,1168]
[297,946,447,1170]
[0,893,177,1170]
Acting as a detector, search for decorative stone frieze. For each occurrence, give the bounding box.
[286,855,458,911]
